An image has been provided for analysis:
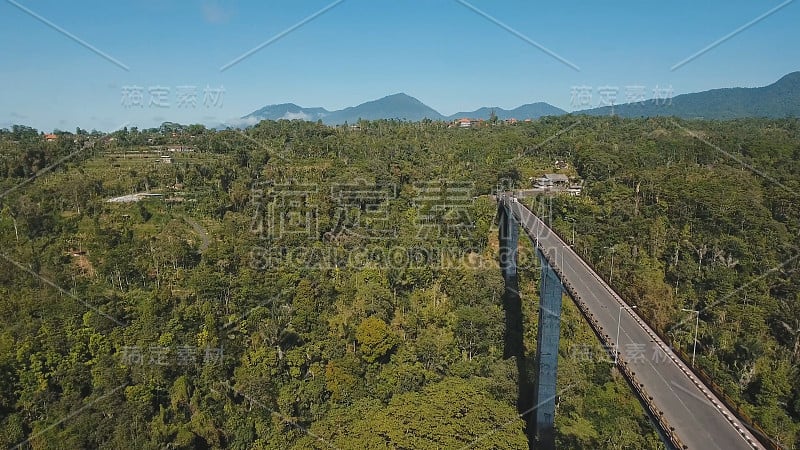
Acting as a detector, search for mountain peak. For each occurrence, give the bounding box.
[773,71,800,88]
[331,93,442,122]
[374,93,426,105]
[385,92,413,98]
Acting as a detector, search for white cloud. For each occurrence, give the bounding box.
[202,1,233,24]
[281,111,311,121]
[222,116,261,129]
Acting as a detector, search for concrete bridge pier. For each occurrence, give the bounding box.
[498,202,519,281]
[533,249,563,450]
[498,201,564,450]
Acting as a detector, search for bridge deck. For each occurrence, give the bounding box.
[505,198,763,450]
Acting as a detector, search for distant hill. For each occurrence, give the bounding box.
[242,94,563,126]
[447,102,566,120]
[325,93,445,124]
[242,93,445,125]
[579,71,800,119]
[244,103,330,122]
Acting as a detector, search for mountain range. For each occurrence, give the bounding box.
[240,93,565,125]
[579,71,800,119]
[239,71,800,126]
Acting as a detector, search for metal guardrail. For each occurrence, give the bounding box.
[555,241,778,450]
[670,346,782,450]
[539,247,689,450]
[532,210,779,450]
[498,196,771,449]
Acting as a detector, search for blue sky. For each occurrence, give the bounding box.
[1,0,799,131]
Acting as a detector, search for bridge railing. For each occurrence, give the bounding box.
[550,256,688,450]
[536,212,782,450]
[671,347,783,450]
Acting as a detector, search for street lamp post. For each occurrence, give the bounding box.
[681,308,700,366]
[615,305,637,365]
[603,245,616,283]
[610,249,615,283]
[566,217,576,245]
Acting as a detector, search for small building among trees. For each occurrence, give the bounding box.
[534,173,569,189]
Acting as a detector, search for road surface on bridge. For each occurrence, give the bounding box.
[504,196,763,450]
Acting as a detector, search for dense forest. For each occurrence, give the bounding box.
[0,116,798,448]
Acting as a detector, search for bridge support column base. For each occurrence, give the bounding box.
[533,250,563,450]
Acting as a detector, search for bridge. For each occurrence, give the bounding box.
[497,194,765,450]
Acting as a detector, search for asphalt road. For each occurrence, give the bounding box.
[505,197,763,450]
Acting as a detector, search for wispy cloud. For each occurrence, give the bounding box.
[282,111,311,121]
[202,0,234,24]
[223,116,261,129]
